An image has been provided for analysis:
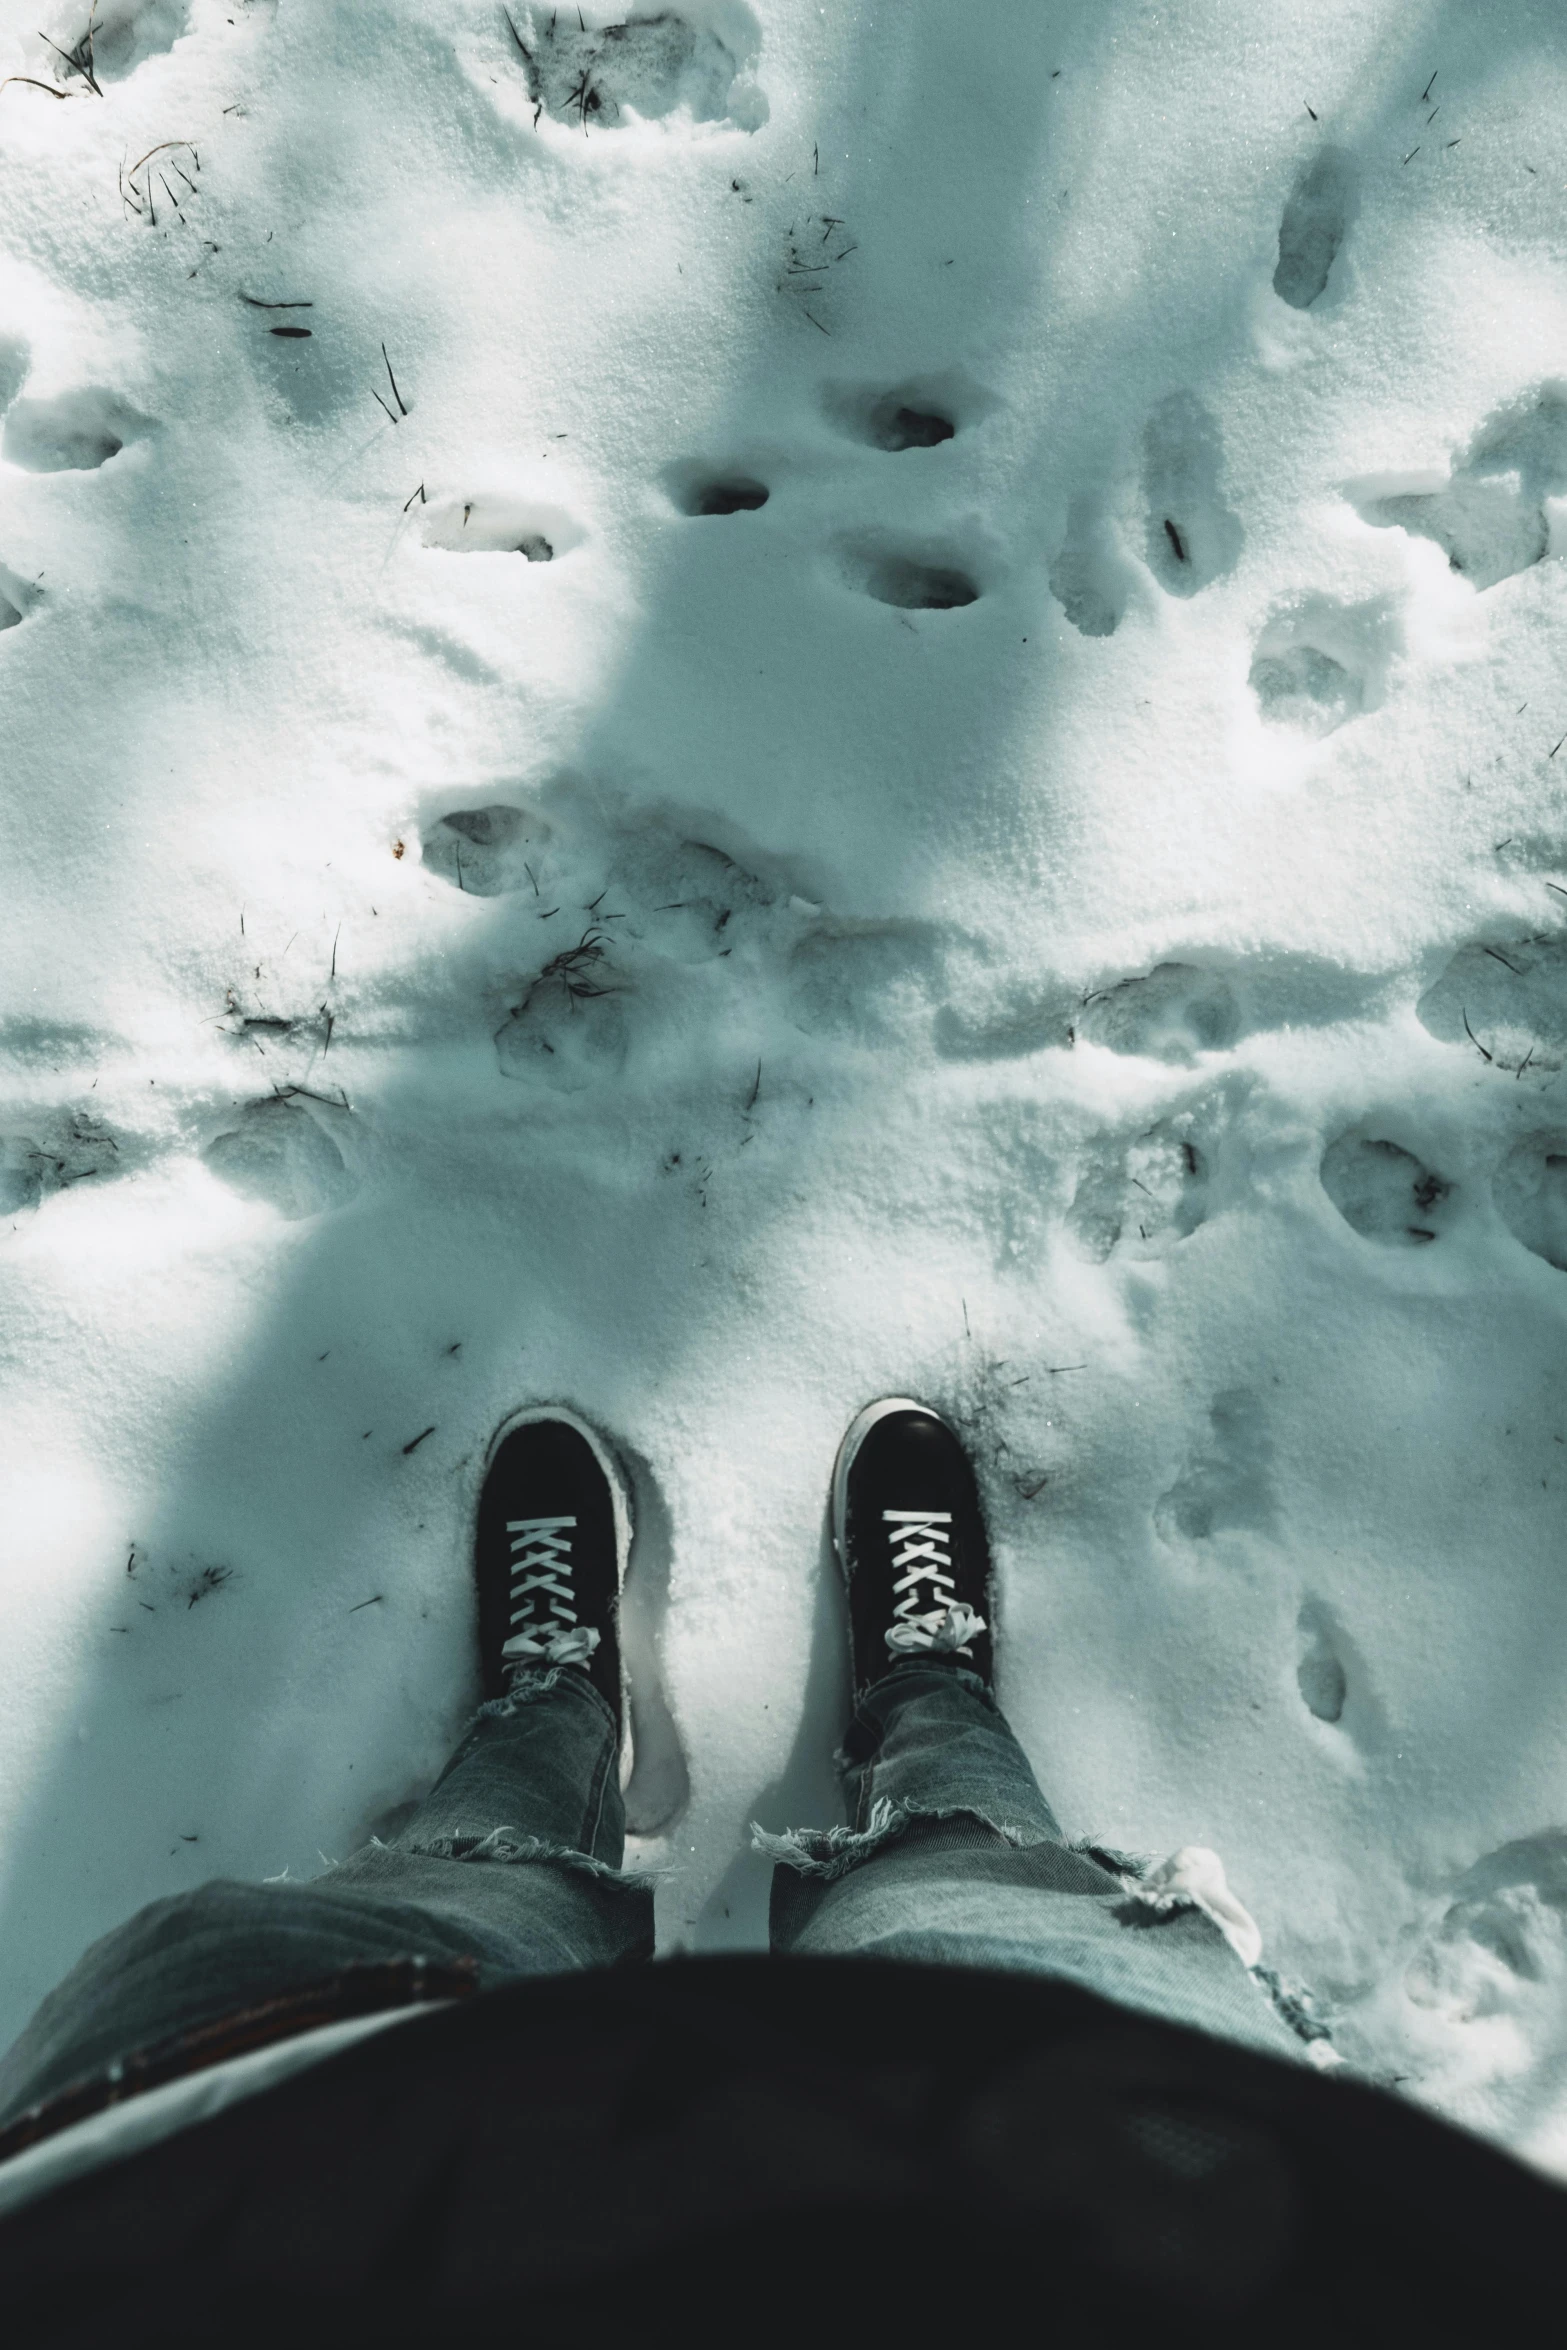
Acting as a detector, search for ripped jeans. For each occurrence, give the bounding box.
[0,1670,650,2135]
[765,1661,1304,2062]
[0,1657,1298,2137]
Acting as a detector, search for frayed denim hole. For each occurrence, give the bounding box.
[752,1798,1046,1884]
[402,1827,660,1888]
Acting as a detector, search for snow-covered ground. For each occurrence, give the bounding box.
[4,0,1567,2170]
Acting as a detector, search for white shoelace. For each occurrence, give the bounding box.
[501,1516,601,1670]
[882,1509,986,1656]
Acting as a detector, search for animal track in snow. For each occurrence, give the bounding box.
[946,954,1384,1067]
[1494,1136,1567,1272]
[822,374,988,452]
[35,0,188,82]
[838,539,980,610]
[421,803,551,897]
[1141,391,1244,596]
[2,388,157,473]
[204,1095,360,1220]
[1,1110,128,1219]
[1154,1390,1274,1548]
[934,982,1073,1063]
[494,927,628,1092]
[1049,494,1133,638]
[612,831,775,963]
[505,6,765,132]
[670,469,769,516]
[1273,148,1359,309]
[787,920,947,1045]
[1295,1601,1348,1723]
[420,497,582,560]
[1417,936,1567,1073]
[1249,596,1396,736]
[540,776,782,960]
[1066,1116,1211,1263]
[1351,389,1567,592]
[1320,1132,1455,1246]
[1078,963,1240,1061]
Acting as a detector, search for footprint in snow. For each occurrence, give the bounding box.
[1493,1136,1567,1272]
[1066,1116,1211,1264]
[1154,1389,1274,1550]
[1141,391,1244,597]
[1416,936,1567,1074]
[504,5,766,132]
[32,0,189,82]
[837,538,981,610]
[825,384,958,452]
[1350,389,1567,592]
[1,1111,129,1218]
[421,497,582,561]
[1049,493,1135,639]
[612,832,775,965]
[494,931,628,1093]
[435,778,785,975]
[2,388,158,473]
[933,983,1074,1062]
[1249,595,1397,737]
[1273,148,1359,310]
[204,1095,360,1220]
[787,921,947,1045]
[668,467,769,517]
[1295,1600,1348,1724]
[1078,963,1240,1061]
[421,804,552,898]
[1320,1132,1456,1247]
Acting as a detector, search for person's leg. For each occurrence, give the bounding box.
[761,1400,1305,2063]
[0,1407,653,2137]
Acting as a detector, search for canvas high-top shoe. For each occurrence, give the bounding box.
[830,1398,994,1697]
[475,1406,632,1742]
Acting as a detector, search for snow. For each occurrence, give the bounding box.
[3,0,1567,2172]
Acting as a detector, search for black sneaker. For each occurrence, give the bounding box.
[831,1398,994,1695]
[475,1405,632,1745]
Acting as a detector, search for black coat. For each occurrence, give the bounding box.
[0,1954,1558,2347]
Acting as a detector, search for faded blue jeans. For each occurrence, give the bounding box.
[762,1659,1305,2062]
[0,1668,650,2134]
[0,1656,1299,2136]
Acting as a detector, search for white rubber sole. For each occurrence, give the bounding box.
[829,1395,942,1578]
[483,1402,635,1789]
